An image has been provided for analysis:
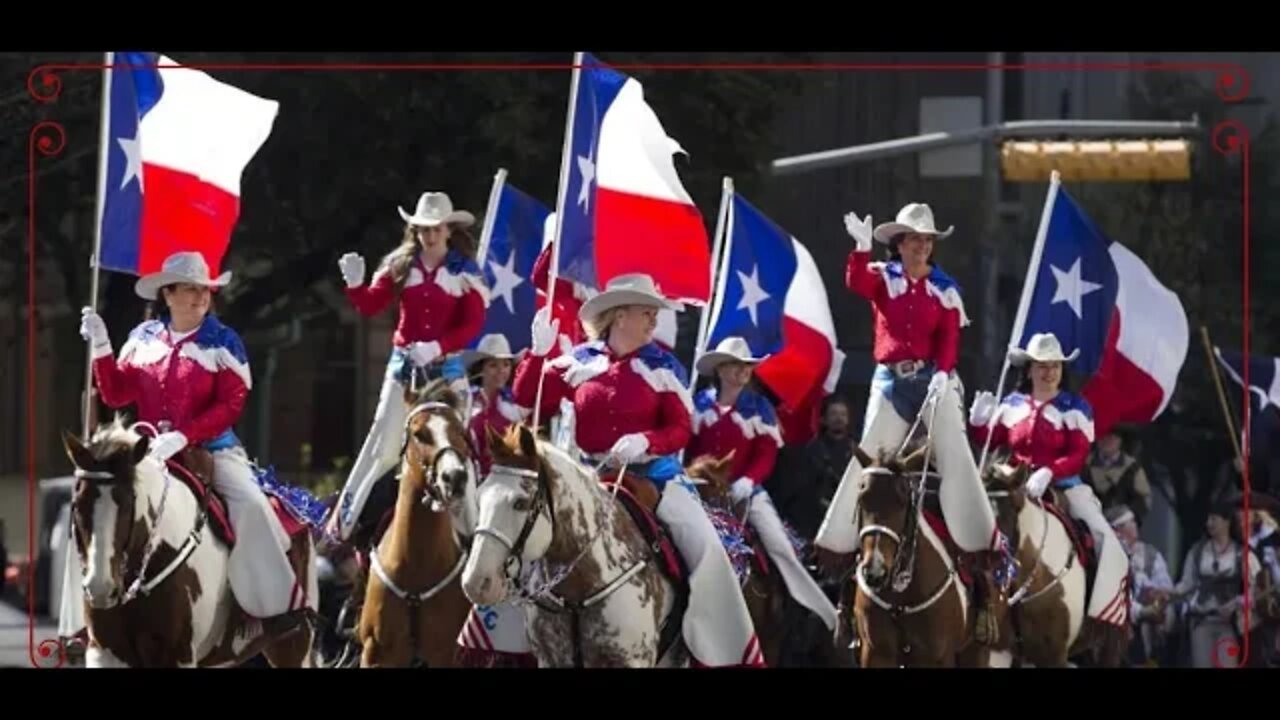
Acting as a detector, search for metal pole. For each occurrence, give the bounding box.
[532,51,584,433]
[688,176,734,393]
[82,51,114,439]
[770,118,1201,176]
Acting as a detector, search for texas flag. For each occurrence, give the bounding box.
[1213,348,1280,459]
[98,51,279,278]
[553,52,711,305]
[1017,175,1189,438]
[473,180,552,353]
[705,192,845,435]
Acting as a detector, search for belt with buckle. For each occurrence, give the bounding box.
[890,360,926,377]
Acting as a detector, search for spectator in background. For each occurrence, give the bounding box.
[1085,427,1152,524]
[0,519,7,600]
[767,395,855,540]
[1171,501,1263,667]
[1107,504,1173,666]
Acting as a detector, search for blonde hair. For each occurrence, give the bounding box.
[582,307,624,341]
[380,222,478,285]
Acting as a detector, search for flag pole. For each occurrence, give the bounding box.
[1201,327,1245,467]
[978,170,1060,472]
[689,176,734,393]
[475,168,508,271]
[532,51,584,433]
[81,51,114,440]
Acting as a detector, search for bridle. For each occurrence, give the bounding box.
[985,486,1074,607]
[368,400,477,609]
[71,445,206,608]
[473,462,555,585]
[477,455,658,667]
[854,466,959,617]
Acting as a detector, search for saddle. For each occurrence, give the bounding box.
[164,447,309,549]
[1042,492,1099,599]
[598,472,688,585]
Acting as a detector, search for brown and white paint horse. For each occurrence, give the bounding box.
[983,461,1128,667]
[684,452,792,666]
[843,446,987,668]
[63,419,318,668]
[356,379,477,667]
[462,424,689,667]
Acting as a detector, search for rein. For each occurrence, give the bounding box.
[478,454,662,667]
[986,489,1074,607]
[73,458,208,608]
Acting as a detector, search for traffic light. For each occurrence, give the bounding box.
[1000,138,1192,182]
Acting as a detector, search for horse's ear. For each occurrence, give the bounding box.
[131,434,150,465]
[486,425,507,456]
[62,429,93,470]
[853,445,874,469]
[899,444,930,474]
[716,450,736,471]
[517,423,538,458]
[402,382,418,406]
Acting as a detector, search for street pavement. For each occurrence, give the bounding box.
[0,601,63,668]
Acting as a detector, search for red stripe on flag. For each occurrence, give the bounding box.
[594,187,710,303]
[756,317,834,412]
[139,163,240,277]
[1082,312,1166,439]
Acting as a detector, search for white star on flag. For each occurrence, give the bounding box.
[118,133,143,191]
[736,264,770,327]
[576,154,595,212]
[1050,257,1104,319]
[487,252,524,314]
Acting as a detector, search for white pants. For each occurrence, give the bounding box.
[337,369,408,541]
[214,447,299,618]
[1062,484,1130,625]
[817,377,997,554]
[658,479,764,667]
[747,492,838,632]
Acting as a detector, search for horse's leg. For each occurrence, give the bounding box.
[85,643,129,668]
[357,581,412,668]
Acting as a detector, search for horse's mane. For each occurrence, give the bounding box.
[409,376,461,412]
[87,414,143,461]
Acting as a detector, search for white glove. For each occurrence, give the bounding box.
[730,477,756,505]
[608,433,650,464]
[969,391,998,426]
[149,431,189,463]
[927,370,950,396]
[843,211,874,253]
[79,306,111,358]
[530,307,560,357]
[338,252,366,288]
[1025,467,1053,499]
[407,341,442,367]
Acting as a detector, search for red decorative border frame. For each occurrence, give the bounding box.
[25,58,1255,669]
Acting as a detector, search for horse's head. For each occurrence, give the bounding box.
[462,423,556,606]
[400,378,478,534]
[855,444,930,588]
[982,455,1030,548]
[685,451,736,511]
[61,418,161,609]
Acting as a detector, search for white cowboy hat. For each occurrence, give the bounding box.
[398,191,476,228]
[1008,332,1080,365]
[872,202,955,244]
[695,336,768,377]
[134,251,232,300]
[460,333,525,370]
[578,273,683,329]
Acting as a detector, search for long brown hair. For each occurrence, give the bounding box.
[380,222,478,285]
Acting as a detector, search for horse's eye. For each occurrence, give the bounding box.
[513,498,531,512]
